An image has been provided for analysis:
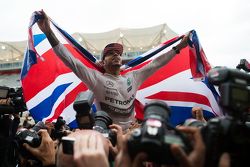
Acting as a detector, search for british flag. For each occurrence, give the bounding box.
[21,12,222,128]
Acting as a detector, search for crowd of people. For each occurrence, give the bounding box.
[0,106,233,167]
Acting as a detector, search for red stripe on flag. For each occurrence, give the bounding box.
[134,99,144,120]
[145,91,217,116]
[139,47,190,90]
[22,44,98,101]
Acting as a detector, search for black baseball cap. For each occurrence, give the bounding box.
[102,43,123,60]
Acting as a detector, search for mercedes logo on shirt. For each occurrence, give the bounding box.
[106,80,114,87]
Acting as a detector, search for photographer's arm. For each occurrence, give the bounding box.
[219,153,230,167]
[11,113,20,138]
[23,129,56,166]
[108,124,126,158]
[73,132,109,167]
[170,126,205,167]
[113,123,148,167]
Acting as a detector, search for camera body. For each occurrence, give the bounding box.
[15,121,46,147]
[200,116,250,167]
[15,128,41,148]
[208,67,250,117]
[0,86,27,114]
[14,121,46,158]
[73,90,116,145]
[127,101,192,165]
[236,59,250,73]
[191,67,250,167]
[51,116,68,140]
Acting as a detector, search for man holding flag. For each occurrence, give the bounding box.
[37,10,190,131]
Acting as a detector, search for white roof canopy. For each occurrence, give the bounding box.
[72,23,177,55]
[0,23,177,62]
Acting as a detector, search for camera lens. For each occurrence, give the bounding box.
[32,121,46,132]
[92,111,117,146]
[144,101,171,122]
[94,111,112,130]
[54,117,66,130]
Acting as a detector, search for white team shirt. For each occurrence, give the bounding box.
[53,43,176,130]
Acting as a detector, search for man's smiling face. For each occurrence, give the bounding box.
[104,50,122,67]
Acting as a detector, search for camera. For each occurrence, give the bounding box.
[51,116,68,140]
[73,90,95,129]
[0,86,27,114]
[189,67,250,167]
[236,59,250,73]
[15,121,46,147]
[14,121,46,157]
[127,101,192,165]
[208,67,250,118]
[73,90,116,144]
[201,116,250,167]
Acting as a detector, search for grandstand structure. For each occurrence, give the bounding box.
[0,23,177,88]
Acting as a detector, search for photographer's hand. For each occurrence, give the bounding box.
[0,97,11,105]
[191,107,206,123]
[219,153,230,167]
[73,132,109,167]
[108,124,123,157]
[113,124,147,167]
[170,126,205,167]
[23,129,56,166]
[45,121,54,136]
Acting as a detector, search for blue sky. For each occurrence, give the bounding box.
[0,0,249,68]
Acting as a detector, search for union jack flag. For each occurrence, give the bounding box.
[21,12,222,128]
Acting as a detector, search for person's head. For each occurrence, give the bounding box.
[56,129,109,167]
[101,43,123,75]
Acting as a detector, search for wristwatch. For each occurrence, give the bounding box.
[172,46,180,54]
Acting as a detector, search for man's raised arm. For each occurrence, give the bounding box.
[35,10,98,89]
[133,33,190,85]
[37,10,59,47]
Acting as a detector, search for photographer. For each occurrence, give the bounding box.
[114,125,231,167]
[0,113,20,167]
[203,67,250,167]
[22,129,56,167]
[114,125,206,167]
